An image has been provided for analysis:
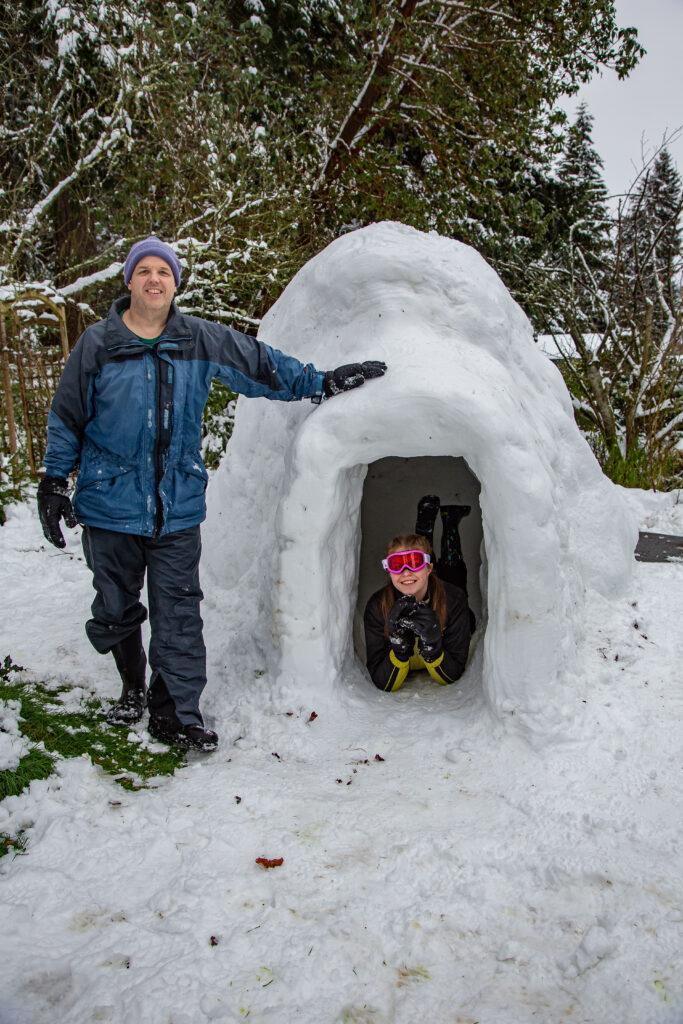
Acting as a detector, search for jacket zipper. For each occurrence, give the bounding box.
[152,346,176,537]
[153,350,164,537]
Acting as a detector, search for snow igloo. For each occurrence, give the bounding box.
[204,222,637,726]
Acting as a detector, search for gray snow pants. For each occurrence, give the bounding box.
[81,524,206,725]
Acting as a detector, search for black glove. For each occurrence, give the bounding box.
[37,476,77,549]
[409,602,443,661]
[386,595,417,662]
[322,361,387,398]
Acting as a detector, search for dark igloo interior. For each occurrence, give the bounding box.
[354,455,484,661]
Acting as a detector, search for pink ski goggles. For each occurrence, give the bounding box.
[382,550,431,574]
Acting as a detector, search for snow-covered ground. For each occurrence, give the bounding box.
[0,487,682,1024]
[1,221,681,1023]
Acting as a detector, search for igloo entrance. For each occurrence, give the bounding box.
[356,456,484,662]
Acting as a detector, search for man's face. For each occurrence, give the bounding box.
[127,256,176,317]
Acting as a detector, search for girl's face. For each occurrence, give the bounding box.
[389,554,432,601]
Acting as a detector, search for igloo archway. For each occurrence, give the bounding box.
[203,222,637,727]
[356,454,484,655]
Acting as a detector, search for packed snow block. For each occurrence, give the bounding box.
[204,222,637,728]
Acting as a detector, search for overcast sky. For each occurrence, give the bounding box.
[563,0,683,200]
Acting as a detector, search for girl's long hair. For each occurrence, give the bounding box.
[380,533,447,633]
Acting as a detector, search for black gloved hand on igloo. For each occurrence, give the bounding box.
[37,475,77,548]
[322,361,387,398]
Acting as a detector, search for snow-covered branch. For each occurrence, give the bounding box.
[656,408,683,441]
[313,0,419,193]
[10,89,129,261]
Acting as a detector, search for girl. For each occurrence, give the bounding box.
[363,531,472,692]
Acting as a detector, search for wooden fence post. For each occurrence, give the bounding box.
[58,311,70,360]
[15,346,37,478]
[0,314,18,466]
[0,291,71,485]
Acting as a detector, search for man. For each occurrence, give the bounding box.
[38,237,386,752]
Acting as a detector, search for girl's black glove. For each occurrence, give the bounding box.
[37,476,77,548]
[322,361,387,398]
[410,602,443,661]
[386,595,417,662]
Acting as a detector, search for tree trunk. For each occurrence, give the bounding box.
[567,320,619,446]
[58,313,70,360]
[54,187,96,344]
[313,0,419,196]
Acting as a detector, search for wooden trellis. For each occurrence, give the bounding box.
[1,290,71,486]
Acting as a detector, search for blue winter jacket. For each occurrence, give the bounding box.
[43,297,325,536]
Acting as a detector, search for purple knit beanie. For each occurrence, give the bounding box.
[123,236,182,286]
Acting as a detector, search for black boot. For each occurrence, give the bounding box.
[147,673,218,752]
[107,627,147,725]
[415,494,440,547]
[436,505,472,601]
[149,718,219,753]
[439,504,471,565]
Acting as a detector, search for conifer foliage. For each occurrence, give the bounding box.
[620,150,682,330]
[555,103,611,266]
[1,0,642,310]
[0,0,654,491]
[531,132,683,487]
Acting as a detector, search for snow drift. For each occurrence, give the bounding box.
[203,222,638,730]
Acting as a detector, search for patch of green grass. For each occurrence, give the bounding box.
[0,747,55,800]
[1,655,186,796]
[5,681,185,789]
[588,436,683,490]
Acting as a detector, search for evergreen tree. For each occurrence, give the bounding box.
[555,103,611,264]
[522,145,683,486]
[1,0,650,489]
[649,149,683,282]
[547,102,612,334]
[620,149,682,315]
[1,0,643,315]
[495,104,611,335]
[617,148,682,348]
